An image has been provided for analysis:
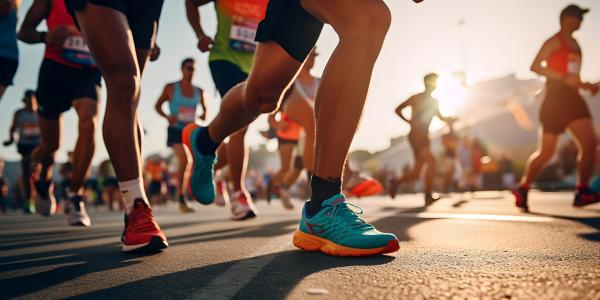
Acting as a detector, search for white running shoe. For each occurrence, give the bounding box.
[34,180,56,217]
[65,196,91,227]
[230,191,257,221]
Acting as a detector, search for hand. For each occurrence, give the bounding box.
[199,114,206,121]
[196,34,214,53]
[3,138,13,147]
[167,116,178,125]
[150,45,161,62]
[413,0,424,3]
[46,26,72,46]
[564,74,582,89]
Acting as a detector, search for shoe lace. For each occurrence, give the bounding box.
[329,202,374,239]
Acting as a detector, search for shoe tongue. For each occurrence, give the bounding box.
[322,194,346,207]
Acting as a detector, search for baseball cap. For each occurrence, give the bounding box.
[561,4,589,20]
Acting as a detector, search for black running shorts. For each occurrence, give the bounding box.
[0,56,18,86]
[255,0,324,63]
[66,0,164,50]
[540,80,592,134]
[36,59,101,120]
[209,60,248,97]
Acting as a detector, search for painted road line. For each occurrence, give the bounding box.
[394,212,555,223]
[186,233,292,300]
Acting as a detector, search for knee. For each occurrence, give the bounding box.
[338,3,391,49]
[536,150,554,162]
[243,85,284,114]
[104,69,140,112]
[78,115,97,136]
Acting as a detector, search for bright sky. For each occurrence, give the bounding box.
[1,0,599,163]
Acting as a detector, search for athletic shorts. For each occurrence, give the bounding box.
[147,180,162,196]
[209,60,248,97]
[167,126,183,147]
[540,80,592,134]
[408,129,430,156]
[255,0,324,63]
[66,0,164,50]
[0,56,18,86]
[36,59,101,120]
[17,143,38,156]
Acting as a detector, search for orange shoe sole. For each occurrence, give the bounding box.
[293,230,399,257]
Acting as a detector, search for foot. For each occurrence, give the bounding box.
[293,194,399,257]
[179,202,195,213]
[33,180,57,216]
[214,180,230,207]
[122,199,168,253]
[512,186,529,210]
[388,178,398,199]
[230,191,258,221]
[279,187,294,210]
[182,124,217,205]
[573,188,600,207]
[65,195,91,227]
[424,192,440,206]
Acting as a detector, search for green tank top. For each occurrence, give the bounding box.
[210,0,268,74]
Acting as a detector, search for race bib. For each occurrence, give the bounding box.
[22,123,40,137]
[230,16,259,53]
[177,106,197,123]
[62,36,95,66]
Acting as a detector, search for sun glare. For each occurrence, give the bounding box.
[434,74,468,117]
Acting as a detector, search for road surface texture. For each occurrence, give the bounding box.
[1,191,600,299]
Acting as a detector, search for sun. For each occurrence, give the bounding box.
[433,74,468,117]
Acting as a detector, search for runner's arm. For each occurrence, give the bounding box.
[530,37,564,82]
[3,111,18,146]
[185,0,214,52]
[395,97,413,124]
[17,0,50,44]
[198,89,207,121]
[154,84,173,123]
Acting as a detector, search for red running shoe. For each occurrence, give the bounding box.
[512,186,529,210]
[121,199,168,253]
[574,188,600,207]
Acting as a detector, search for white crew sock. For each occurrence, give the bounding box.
[118,178,149,213]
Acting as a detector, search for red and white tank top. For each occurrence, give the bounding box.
[44,0,95,68]
[546,34,582,76]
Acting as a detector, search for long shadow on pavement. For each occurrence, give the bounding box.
[526,211,600,243]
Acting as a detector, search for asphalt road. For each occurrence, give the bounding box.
[1,191,600,300]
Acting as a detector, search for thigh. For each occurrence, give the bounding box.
[568,118,596,149]
[38,115,61,149]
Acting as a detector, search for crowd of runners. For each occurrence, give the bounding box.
[0,0,599,257]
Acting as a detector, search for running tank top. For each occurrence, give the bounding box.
[0,7,18,60]
[294,77,320,109]
[44,0,95,67]
[412,95,438,132]
[16,109,41,146]
[168,82,202,129]
[546,34,582,77]
[210,0,268,74]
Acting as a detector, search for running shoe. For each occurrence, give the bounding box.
[179,202,195,213]
[214,179,230,207]
[293,194,399,257]
[182,124,217,205]
[388,178,399,199]
[573,188,600,207]
[230,191,258,221]
[279,186,294,210]
[33,179,56,217]
[512,186,529,210]
[122,199,168,253]
[65,195,91,227]
[591,175,600,193]
[424,192,440,206]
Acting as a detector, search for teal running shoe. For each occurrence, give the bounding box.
[293,194,399,256]
[182,124,217,205]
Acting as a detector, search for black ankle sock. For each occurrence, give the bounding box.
[178,195,185,204]
[196,126,220,155]
[309,175,341,215]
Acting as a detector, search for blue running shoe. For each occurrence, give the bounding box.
[182,124,217,205]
